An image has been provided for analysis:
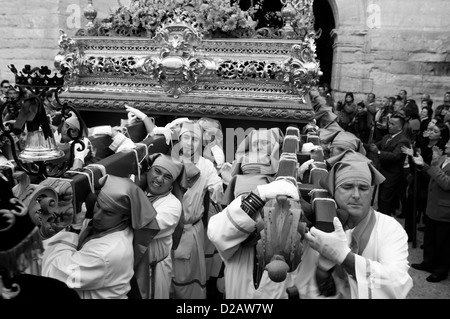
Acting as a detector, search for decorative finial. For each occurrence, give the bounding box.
[83,0,97,28]
[281,0,298,39]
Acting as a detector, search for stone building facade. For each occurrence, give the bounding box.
[329,0,450,105]
[1,0,449,107]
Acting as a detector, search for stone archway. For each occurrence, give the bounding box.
[313,0,336,86]
[320,0,371,99]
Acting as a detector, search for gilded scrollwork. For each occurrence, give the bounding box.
[0,197,27,233]
[282,39,322,97]
[55,6,321,122]
[132,15,210,98]
[54,30,84,88]
[12,175,76,240]
[63,96,314,121]
[216,60,284,81]
[0,280,21,299]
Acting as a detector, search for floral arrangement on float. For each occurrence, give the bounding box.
[82,0,257,38]
[76,0,318,40]
[56,0,322,122]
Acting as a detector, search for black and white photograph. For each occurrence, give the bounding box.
[1,0,449,308]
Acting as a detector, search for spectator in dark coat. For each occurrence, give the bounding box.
[366,114,411,216]
[434,92,450,122]
[374,96,393,142]
[410,139,450,283]
[419,100,433,141]
[401,121,450,239]
[336,92,357,131]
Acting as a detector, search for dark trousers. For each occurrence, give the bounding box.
[397,168,409,213]
[378,181,401,216]
[404,170,429,239]
[423,218,450,278]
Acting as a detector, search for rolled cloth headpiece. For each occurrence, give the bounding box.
[95,175,160,300]
[178,121,202,139]
[197,117,223,144]
[330,131,366,155]
[334,162,372,189]
[151,153,183,179]
[231,128,283,176]
[308,89,338,128]
[320,150,385,196]
[97,175,159,230]
[174,121,202,188]
[197,117,225,166]
[318,128,341,144]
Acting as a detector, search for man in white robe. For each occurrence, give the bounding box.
[207,179,302,299]
[302,152,413,299]
[42,174,160,299]
[134,153,183,299]
[208,151,413,299]
[170,121,223,299]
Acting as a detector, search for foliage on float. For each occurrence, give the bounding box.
[75,0,317,40]
[79,0,258,38]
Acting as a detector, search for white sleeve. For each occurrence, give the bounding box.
[41,230,108,290]
[109,132,136,152]
[210,144,225,167]
[204,159,224,204]
[349,218,413,299]
[207,195,256,261]
[154,196,182,239]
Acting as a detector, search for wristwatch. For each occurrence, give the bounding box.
[240,192,265,216]
[66,225,81,234]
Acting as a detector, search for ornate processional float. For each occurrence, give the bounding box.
[55,0,322,124]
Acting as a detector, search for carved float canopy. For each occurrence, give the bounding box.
[55,11,322,123]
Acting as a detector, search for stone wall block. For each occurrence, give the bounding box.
[390,51,411,61]
[337,64,365,78]
[336,77,363,94]
[339,51,364,64]
[408,53,449,62]
[387,61,424,75]
[361,79,374,93]
[422,62,450,76]
[373,51,393,61]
